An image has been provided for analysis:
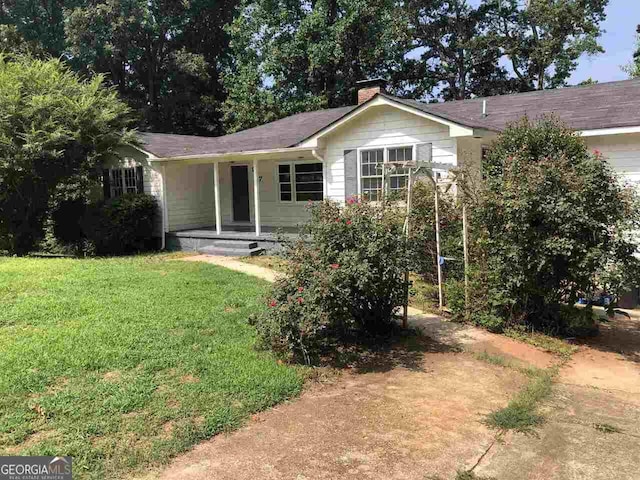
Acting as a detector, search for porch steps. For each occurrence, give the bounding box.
[197,240,264,257]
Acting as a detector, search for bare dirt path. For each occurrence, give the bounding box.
[475,311,640,480]
[181,254,280,282]
[141,313,529,480]
[162,255,640,480]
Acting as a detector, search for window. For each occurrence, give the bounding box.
[104,167,141,198]
[294,163,323,201]
[278,164,292,201]
[359,146,414,200]
[278,162,324,202]
[360,149,384,201]
[110,168,124,197]
[387,147,412,195]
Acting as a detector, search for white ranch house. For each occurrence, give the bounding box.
[104,78,640,256]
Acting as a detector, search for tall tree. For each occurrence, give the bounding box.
[222,0,408,132]
[402,0,515,100]
[0,0,79,56]
[64,0,236,135]
[483,0,608,91]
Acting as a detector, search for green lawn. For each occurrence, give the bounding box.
[0,255,304,479]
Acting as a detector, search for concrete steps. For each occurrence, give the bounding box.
[197,240,264,257]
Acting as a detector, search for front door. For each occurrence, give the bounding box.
[231,165,250,222]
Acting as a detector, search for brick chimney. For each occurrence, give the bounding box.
[356,78,387,105]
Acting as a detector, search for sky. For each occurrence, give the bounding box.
[464,0,640,85]
[568,0,639,84]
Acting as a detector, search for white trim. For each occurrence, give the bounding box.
[253,158,261,236]
[357,146,385,200]
[299,96,476,148]
[276,159,325,204]
[161,164,168,248]
[213,161,222,235]
[579,126,640,137]
[148,146,315,163]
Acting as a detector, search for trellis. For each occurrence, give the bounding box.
[382,160,470,327]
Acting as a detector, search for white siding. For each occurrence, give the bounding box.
[107,146,164,236]
[218,158,315,228]
[165,163,214,231]
[585,133,640,187]
[321,105,458,201]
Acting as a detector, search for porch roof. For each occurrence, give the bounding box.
[139,105,355,159]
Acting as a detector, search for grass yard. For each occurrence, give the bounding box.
[0,255,304,479]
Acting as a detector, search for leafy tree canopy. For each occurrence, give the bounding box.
[484,0,608,91]
[0,0,611,134]
[0,55,134,254]
[225,0,610,131]
[222,0,408,132]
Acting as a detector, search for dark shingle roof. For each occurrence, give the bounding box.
[139,105,356,158]
[390,78,640,132]
[140,79,640,158]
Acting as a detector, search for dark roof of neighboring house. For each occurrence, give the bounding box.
[140,79,640,158]
[139,105,356,158]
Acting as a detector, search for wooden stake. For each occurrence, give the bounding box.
[462,200,470,314]
[435,182,444,310]
[403,168,413,329]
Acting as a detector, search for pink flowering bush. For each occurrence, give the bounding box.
[249,199,410,363]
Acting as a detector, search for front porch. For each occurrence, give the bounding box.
[165,226,300,254]
[158,151,323,249]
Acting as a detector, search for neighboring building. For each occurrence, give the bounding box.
[106,78,640,258]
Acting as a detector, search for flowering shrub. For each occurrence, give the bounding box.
[467,116,640,333]
[250,199,410,363]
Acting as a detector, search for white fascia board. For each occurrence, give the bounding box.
[147,146,315,164]
[298,96,476,148]
[579,126,640,137]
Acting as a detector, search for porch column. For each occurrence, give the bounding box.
[213,161,222,235]
[253,158,261,236]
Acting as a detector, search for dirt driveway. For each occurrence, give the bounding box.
[149,257,640,480]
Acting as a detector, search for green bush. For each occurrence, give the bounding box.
[250,199,411,363]
[0,55,134,255]
[468,116,640,334]
[82,193,157,255]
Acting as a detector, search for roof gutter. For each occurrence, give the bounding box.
[578,126,640,137]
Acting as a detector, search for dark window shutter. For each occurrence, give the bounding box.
[102,169,111,199]
[343,149,358,201]
[135,166,144,194]
[416,143,433,164]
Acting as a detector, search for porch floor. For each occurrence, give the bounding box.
[165,226,301,253]
[168,226,300,242]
